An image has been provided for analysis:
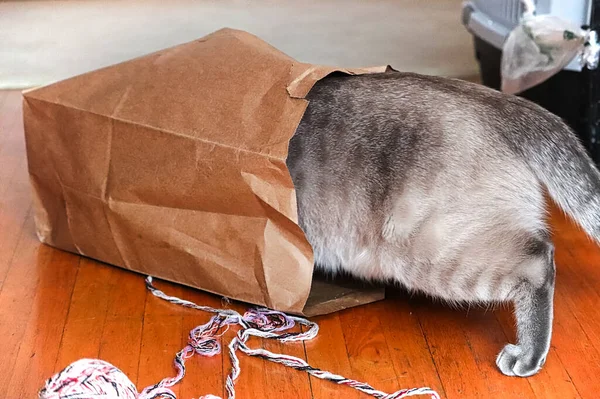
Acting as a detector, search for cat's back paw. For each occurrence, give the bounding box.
[496,343,546,377]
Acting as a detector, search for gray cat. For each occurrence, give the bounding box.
[286,71,600,377]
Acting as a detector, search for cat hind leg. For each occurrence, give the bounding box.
[496,238,555,377]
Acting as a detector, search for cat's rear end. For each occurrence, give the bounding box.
[287,72,600,377]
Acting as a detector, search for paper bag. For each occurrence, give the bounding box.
[22,28,389,316]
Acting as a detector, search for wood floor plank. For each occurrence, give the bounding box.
[54,259,116,371]
[3,249,80,399]
[137,279,184,397]
[546,205,600,398]
[262,327,312,399]
[414,301,493,399]
[222,300,269,399]
[0,161,31,291]
[0,214,50,398]
[559,248,600,350]
[546,288,600,399]
[137,314,184,396]
[98,267,147,383]
[378,294,446,397]
[304,312,361,399]
[0,91,25,197]
[339,304,402,395]
[0,90,30,292]
[178,286,225,399]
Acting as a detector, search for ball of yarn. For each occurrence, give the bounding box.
[39,358,140,399]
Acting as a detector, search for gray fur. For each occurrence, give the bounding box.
[286,71,600,377]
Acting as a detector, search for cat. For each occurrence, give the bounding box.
[286,71,600,378]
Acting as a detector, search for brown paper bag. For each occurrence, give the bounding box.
[22,28,389,316]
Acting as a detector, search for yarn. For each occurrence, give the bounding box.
[39,276,440,399]
[39,359,139,399]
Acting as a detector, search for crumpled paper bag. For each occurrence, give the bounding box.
[22,28,389,316]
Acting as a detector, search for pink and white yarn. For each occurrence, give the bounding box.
[38,276,440,399]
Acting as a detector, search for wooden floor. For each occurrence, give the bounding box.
[1,89,600,399]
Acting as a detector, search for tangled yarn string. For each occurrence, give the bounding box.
[39,276,440,399]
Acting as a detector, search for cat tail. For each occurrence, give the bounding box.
[515,112,600,242]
